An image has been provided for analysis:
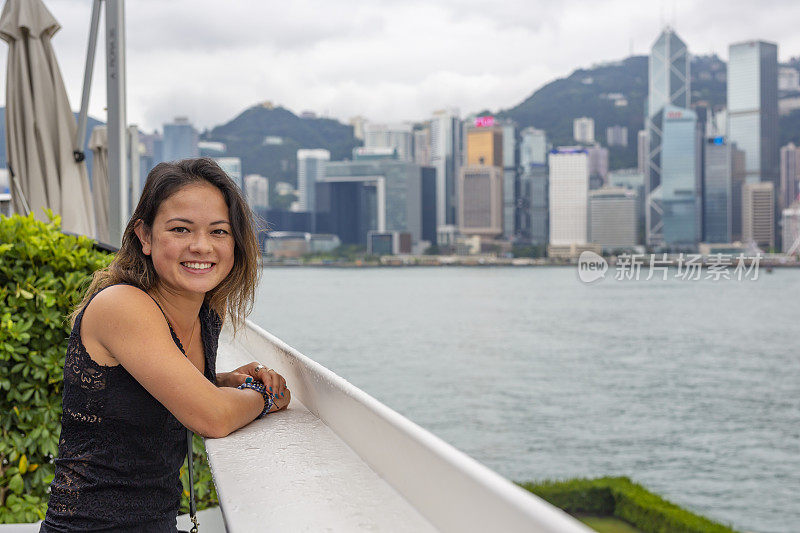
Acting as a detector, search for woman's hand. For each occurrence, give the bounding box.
[219,362,289,409]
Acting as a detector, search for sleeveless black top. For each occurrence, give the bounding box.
[40,286,222,532]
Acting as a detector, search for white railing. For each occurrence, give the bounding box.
[206,322,592,533]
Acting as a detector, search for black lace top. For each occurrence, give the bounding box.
[40,286,222,532]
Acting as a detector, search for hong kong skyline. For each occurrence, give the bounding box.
[2,0,800,132]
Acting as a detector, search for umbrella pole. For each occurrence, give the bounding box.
[106,0,128,247]
[10,169,31,216]
[75,0,102,161]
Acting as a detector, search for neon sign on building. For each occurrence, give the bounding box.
[474,116,495,128]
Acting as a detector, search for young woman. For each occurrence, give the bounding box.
[40,158,289,531]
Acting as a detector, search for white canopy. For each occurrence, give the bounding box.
[1,0,95,236]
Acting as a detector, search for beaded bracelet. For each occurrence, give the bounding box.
[237,381,274,419]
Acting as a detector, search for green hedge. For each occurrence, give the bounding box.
[0,212,216,522]
[518,477,738,533]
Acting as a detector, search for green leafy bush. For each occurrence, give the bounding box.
[518,477,738,533]
[0,213,216,522]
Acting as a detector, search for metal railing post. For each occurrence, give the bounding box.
[106,0,127,246]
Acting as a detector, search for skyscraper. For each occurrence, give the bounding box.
[587,144,609,189]
[703,138,733,243]
[646,28,695,248]
[742,182,775,249]
[363,123,413,162]
[214,157,242,191]
[501,120,518,239]
[731,146,747,241]
[779,142,800,212]
[297,149,330,212]
[589,188,638,250]
[648,28,690,117]
[244,174,269,211]
[430,109,462,228]
[162,117,199,162]
[549,148,589,245]
[458,165,503,238]
[520,128,547,168]
[413,126,432,166]
[651,105,701,247]
[519,128,548,244]
[466,124,503,167]
[637,130,648,174]
[727,41,779,187]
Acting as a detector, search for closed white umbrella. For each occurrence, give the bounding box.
[88,125,108,243]
[0,0,95,236]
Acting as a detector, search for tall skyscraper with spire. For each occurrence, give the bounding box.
[645,27,700,248]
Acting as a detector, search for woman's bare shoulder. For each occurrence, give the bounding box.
[84,284,160,318]
[81,285,169,358]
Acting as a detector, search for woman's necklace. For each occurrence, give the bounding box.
[152,293,198,354]
[179,317,198,354]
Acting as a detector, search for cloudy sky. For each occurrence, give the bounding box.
[2,0,799,133]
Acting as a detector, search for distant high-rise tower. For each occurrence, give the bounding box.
[297,149,330,212]
[466,125,503,167]
[587,144,609,189]
[458,165,503,238]
[637,130,648,175]
[363,123,413,162]
[244,174,269,211]
[430,109,462,228]
[646,28,695,248]
[413,125,432,166]
[501,120,518,239]
[214,157,242,191]
[728,40,779,246]
[589,188,638,250]
[728,41,779,188]
[519,128,548,243]
[742,181,775,249]
[779,143,800,213]
[573,117,595,144]
[703,138,733,243]
[162,117,199,162]
[520,128,547,168]
[549,148,589,245]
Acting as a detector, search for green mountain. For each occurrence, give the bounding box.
[498,54,728,169]
[202,54,800,183]
[499,53,800,169]
[201,104,360,188]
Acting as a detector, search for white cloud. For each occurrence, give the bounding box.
[2,0,800,132]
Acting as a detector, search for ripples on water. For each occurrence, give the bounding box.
[251,266,800,533]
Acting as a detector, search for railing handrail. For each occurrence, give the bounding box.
[206,321,591,532]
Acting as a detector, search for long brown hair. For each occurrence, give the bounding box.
[72,158,261,331]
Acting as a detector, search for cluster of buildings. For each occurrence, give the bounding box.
[134,27,800,259]
[639,28,800,256]
[136,117,269,213]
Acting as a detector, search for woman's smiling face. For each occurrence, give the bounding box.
[136,181,235,297]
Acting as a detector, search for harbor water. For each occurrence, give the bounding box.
[250,266,800,533]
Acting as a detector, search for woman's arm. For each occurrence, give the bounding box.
[82,285,269,437]
[217,363,290,411]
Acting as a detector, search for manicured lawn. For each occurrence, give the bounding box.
[579,515,643,533]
